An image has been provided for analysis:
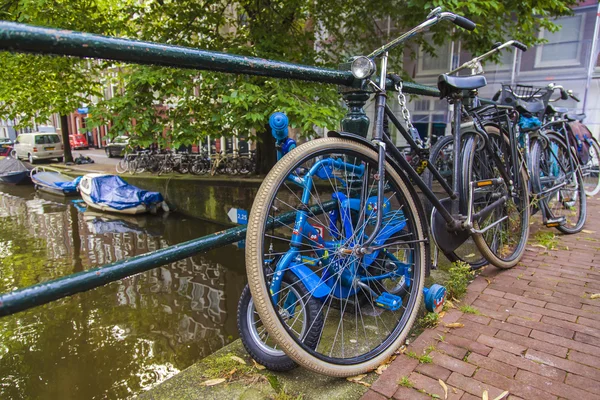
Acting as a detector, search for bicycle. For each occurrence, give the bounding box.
[424,40,528,269]
[244,8,529,377]
[495,83,587,234]
[544,93,600,197]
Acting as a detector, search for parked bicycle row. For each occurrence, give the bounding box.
[115,149,256,176]
[237,8,600,379]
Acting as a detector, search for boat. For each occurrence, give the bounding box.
[78,173,169,215]
[0,156,31,185]
[30,166,81,196]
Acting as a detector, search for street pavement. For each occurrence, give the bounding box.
[364,195,600,400]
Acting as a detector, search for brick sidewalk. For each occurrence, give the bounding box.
[364,195,600,400]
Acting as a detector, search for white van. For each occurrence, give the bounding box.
[14,132,64,163]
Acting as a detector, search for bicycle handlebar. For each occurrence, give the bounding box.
[368,9,476,58]
[452,15,476,31]
[448,39,526,75]
[568,90,581,102]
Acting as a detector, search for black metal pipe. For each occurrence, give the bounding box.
[0,21,441,96]
[0,200,336,317]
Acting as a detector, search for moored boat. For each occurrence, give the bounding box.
[30,166,81,196]
[0,156,31,185]
[78,173,168,215]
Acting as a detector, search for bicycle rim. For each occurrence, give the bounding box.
[583,139,600,196]
[246,138,426,377]
[531,132,586,234]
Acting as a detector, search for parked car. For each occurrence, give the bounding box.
[69,133,89,149]
[105,136,129,158]
[0,145,12,159]
[0,137,13,147]
[13,132,64,164]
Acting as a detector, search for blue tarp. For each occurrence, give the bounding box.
[55,176,82,192]
[89,175,163,210]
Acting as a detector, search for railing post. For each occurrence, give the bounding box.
[340,85,371,138]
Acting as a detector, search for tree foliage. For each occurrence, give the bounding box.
[0,0,578,153]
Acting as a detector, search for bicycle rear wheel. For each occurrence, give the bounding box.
[582,138,600,197]
[246,137,426,377]
[531,132,586,234]
[425,135,488,269]
[462,126,530,269]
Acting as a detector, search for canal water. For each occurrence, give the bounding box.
[0,185,247,399]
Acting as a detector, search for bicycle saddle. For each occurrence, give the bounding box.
[515,99,545,115]
[437,74,487,98]
[566,113,586,122]
[546,104,569,115]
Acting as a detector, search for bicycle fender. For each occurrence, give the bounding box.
[288,263,331,299]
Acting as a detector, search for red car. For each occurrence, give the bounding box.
[69,133,89,149]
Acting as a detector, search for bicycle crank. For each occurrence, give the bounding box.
[431,197,470,254]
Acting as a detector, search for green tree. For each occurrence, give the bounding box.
[1,0,577,169]
[0,0,130,162]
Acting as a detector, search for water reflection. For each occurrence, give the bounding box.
[0,185,246,399]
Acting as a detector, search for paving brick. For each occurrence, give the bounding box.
[460,313,491,326]
[483,288,505,298]
[506,316,575,339]
[361,389,388,400]
[513,302,577,322]
[487,348,566,381]
[488,319,531,337]
[525,349,600,381]
[577,315,600,330]
[506,306,543,322]
[503,292,547,308]
[466,352,517,378]
[472,298,502,311]
[442,333,492,356]
[409,372,463,400]
[565,373,600,395]
[459,394,482,400]
[465,305,509,321]
[371,355,420,398]
[515,369,593,400]
[541,315,600,339]
[495,330,568,358]
[488,283,525,297]
[478,293,516,308]
[568,349,600,369]
[392,386,430,400]
[447,372,505,399]
[407,329,440,355]
[546,302,596,318]
[574,331,600,347]
[473,368,557,400]
[477,334,527,355]
[458,320,498,337]
[430,352,476,377]
[529,329,600,356]
[414,363,451,381]
[436,341,468,360]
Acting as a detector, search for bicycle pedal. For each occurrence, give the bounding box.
[375,292,403,311]
[545,217,566,228]
[472,178,503,188]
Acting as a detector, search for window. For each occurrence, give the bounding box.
[35,134,60,145]
[536,14,584,67]
[418,36,451,75]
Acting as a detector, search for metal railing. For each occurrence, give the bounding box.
[0,20,442,316]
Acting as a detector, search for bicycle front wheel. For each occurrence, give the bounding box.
[531,132,586,234]
[462,127,530,269]
[425,135,488,270]
[582,138,600,197]
[246,137,427,377]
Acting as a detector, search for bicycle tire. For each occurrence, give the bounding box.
[116,158,128,174]
[425,135,488,270]
[531,132,586,234]
[583,138,600,197]
[237,272,323,372]
[462,126,530,269]
[246,137,426,377]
